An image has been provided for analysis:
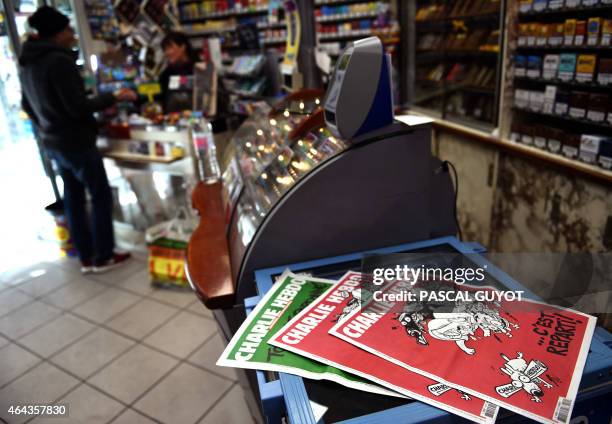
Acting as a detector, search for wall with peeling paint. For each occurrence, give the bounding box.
[433,129,612,253]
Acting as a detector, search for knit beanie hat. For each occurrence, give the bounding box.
[28,6,70,38]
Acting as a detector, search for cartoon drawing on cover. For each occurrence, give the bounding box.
[459,301,520,338]
[397,312,428,345]
[495,352,553,403]
[427,313,479,355]
[333,289,362,322]
[427,383,471,400]
[396,290,518,354]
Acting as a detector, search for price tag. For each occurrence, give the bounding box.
[534,136,547,148]
[562,145,578,158]
[599,156,612,169]
[548,139,562,153]
[587,110,605,122]
[521,135,534,145]
[569,107,586,119]
[555,103,569,115]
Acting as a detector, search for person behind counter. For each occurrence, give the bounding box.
[18,6,137,274]
[159,32,199,112]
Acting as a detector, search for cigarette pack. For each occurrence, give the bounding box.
[564,19,576,46]
[575,54,597,83]
[587,18,601,46]
[515,55,527,77]
[527,55,542,78]
[543,54,560,79]
[574,20,587,45]
[558,53,577,81]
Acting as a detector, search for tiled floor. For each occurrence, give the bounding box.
[0,254,254,424]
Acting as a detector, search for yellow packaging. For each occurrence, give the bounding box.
[602,19,612,46]
[564,19,576,37]
[576,54,597,81]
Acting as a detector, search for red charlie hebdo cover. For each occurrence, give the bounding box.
[269,271,499,423]
[329,278,597,424]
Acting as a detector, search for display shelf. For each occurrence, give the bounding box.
[417,12,500,23]
[180,5,268,23]
[185,20,286,37]
[316,11,379,23]
[315,0,374,6]
[513,107,612,132]
[513,76,612,93]
[518,4,612,19]
[429,117,612,185]
[319,28,399,41]
[416,50,499,61]
[516,45,612,52]
[103,151,184,164]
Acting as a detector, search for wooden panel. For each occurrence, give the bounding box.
[186,182,235,309]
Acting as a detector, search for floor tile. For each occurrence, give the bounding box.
[111,269,154,296]
[88,344,177,404]
[0,344,41,387]
[42,277,108,311]
[0,288,33,318]
[0,300,62,339]
[19,314,95,357]
[106,298,178,340]
[199,384,254,424]
[148,288,196,308]
[89,258,145,285]
[16,266,75,297]
[110,408,156,424]
[32,384,124,424]
[0,261,65,287]
[51,328,135,379]
[72,288,141,324]
[134,363,232,424]
[186,300,214,319]
[188,332,236,381]
[0,334,8,349]
[0,362,79,424]
[51,257,84,274]
[143,311,217,358]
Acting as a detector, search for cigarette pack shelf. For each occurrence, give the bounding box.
[84,0,120,40]
[412,0,504,130]
[180,0,287,53]
[315,1,401,69]
[511,0,612,170]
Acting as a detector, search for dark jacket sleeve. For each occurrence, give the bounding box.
[159,67,170,112]
[50,55,116,119]
[21,91,39,126]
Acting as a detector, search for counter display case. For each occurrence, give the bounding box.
[187,90,459,342]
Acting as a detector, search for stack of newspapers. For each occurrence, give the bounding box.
[217,270,597,424]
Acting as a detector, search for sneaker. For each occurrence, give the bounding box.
[93,252,132,274]
[80,260,94,275]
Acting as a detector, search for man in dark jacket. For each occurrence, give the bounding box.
[19,6,136,273]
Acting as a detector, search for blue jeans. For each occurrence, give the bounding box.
[47,148,114,263]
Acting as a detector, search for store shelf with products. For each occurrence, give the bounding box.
[316,1,399,44]
[510,1,612,175]
[84,0,120,40]
[431,117,612,184]
[410,0,504,130]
